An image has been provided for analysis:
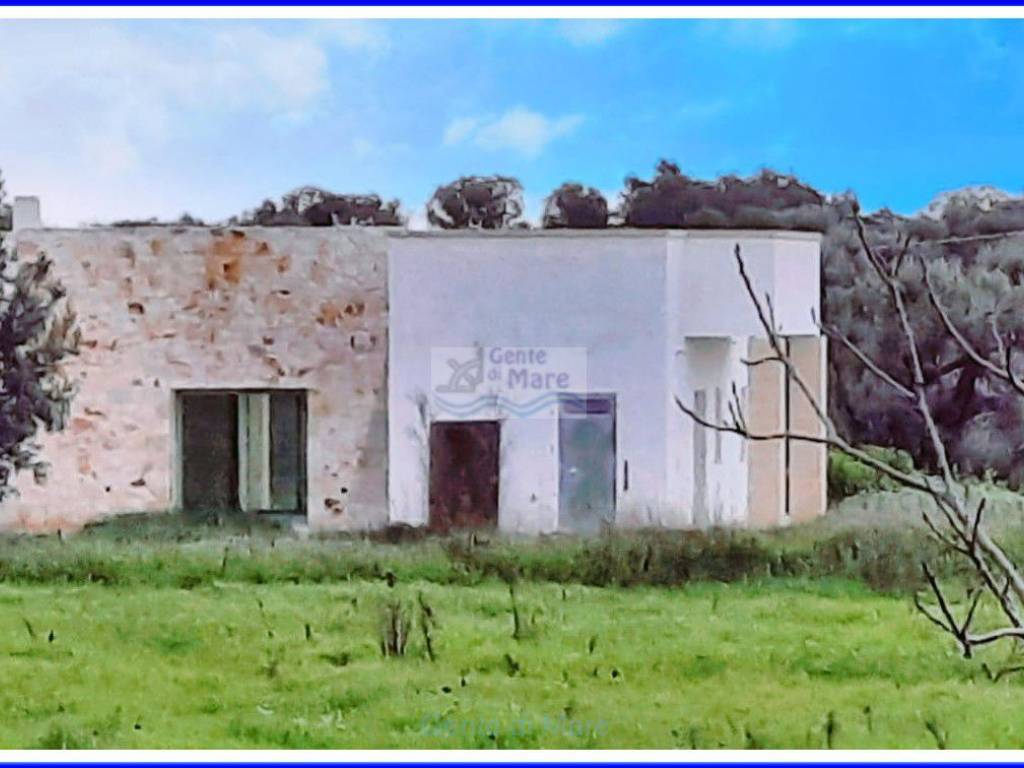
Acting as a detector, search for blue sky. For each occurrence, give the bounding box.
[2,18,1024,226]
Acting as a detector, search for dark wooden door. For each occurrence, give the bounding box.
[180,392,239,512]
[428,420,500,532]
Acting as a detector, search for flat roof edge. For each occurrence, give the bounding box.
[15,226,823,243]
[388,228,823,242]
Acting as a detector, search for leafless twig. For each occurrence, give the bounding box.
[674,222,1024,660]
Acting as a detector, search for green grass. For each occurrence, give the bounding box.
[0,508,977,593]
[1,576,1022,748]
[4,478,1022,596]
[3,496,1024,748]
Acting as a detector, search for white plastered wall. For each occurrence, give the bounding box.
[664,230,821,528]
[387,232,670,534]
[666,337,750,526]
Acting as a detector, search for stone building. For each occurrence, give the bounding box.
[4,197,825,534]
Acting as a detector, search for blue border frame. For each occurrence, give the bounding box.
[1,8,1019,763]
[0,3,1017,10]
[3,763,1024,766]
[0,2,1014,6]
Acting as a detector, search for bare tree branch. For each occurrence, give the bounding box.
[924,265,1024,397]
[742,355,783,368]
[818,319,915,400]
[673,226,1024,663]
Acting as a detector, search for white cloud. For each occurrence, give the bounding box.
[696,20,801,51]
[476,108,584,157]
[443,117,480,146]
[0,21,390,225]
[200,26,330,116]
[445,106,584,159]
[556,20,625,47]
[313,20,392,55]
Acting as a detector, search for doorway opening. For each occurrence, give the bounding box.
[428,420,500,533]
[558,393,616,534]
[176,389,307,517]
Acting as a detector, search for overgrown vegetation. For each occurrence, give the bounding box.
[0,500,1017,596]
[0,175,79,499]
[233,186,402,226]
[827,446,916,501]
[542,183,609,229]
[607,160,1024,488]
[0,500,1021,747]
[677,228,1024,663]
[378,596,412,658]
[619,160,829,231]
[427,175,525,230]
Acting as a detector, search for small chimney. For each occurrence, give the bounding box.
[12,196,41,234]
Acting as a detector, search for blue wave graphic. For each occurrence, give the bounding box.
[433,392,586,418]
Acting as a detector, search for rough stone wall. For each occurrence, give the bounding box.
[4,226,389,533]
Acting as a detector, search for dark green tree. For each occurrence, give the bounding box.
[824,205,1024,484]
[621,161,1024,484]
[677,233,1024,664]
[234,186,401,226]
[427,175,524,230]
[542,183,608,229]
[0,177,79,498]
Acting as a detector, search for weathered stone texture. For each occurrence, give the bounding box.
[4,227,389,533]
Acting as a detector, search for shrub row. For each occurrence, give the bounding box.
[0,511,985,595]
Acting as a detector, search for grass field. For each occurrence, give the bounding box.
[3,499,1024,749]
[2,575,1024,749]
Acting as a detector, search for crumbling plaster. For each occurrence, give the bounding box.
[5,226,390,533]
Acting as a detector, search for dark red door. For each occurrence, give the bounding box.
[428,420,500,532]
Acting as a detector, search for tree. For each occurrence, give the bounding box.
[542,183,608,229]
[236,186,402,226]
[0,178,79,498]
[619,161,1024,487]
[823,202,1024,485]
[620,160,828,231]
[426,175,524,230]
[676,215,1024,662]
